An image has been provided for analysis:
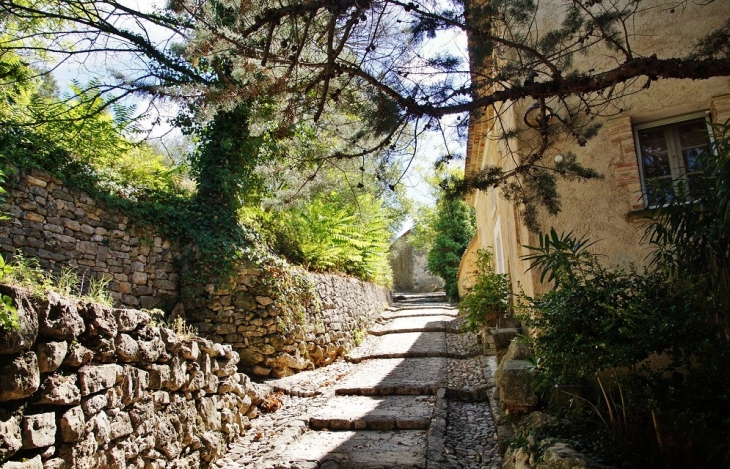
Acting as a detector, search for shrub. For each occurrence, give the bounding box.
[519,229,730,467]
[458,248,511,330]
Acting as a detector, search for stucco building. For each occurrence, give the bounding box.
[457,0,730,300]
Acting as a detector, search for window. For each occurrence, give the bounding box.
[634,114,712,208]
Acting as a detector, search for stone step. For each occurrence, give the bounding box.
[388,303,454,311]
[309,395,435,431]
[369,315,462,336]
[275,429,428,469]
[348,332,480,362]
[335,357,447,396]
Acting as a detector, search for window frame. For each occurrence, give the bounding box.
[633,112,714,209]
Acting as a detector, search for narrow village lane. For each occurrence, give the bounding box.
[213,293,501,469]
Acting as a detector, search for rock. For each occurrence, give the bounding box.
[38,291,84,340]
[154,417,180,459]
[89,412,111,446]
[159,328,181,353]
[137,337,164,362]
[0,285,38,355]
[146,364,171,390]
[82,303,117,338]
[21,412,56,449]
[501,340,532,362]
[42,458,66,469]
[537,442,613,469]
[491,328,520,352]
[121,366,148,405]
[107,409,133,440]
[81,394,107,417]
[114,308,139,332]
[58,432,98,469]
[180,340,199,361]
[59,406,85,443]
[62,344,93,367]
[115,334,139,362]
[37,374,81,405]
[78,364,121,396]
[250,365,271,377]
[198,397,221,432]
[494,360,538,411]
[37,341,68,373]
[255,296,274,306]
[1,454,43,469]
[239,348,264,367]
[0,415,22,461]
[0,352,40,401]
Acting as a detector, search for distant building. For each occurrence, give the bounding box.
[389,230,445,293]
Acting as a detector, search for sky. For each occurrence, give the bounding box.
[48,1,469,233]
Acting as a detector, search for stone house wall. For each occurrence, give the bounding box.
[0,284,269,469]
[0,169,392,379]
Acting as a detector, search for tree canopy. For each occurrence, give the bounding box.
[0,0,728,210]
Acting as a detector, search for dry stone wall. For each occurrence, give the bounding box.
[0,284,269,469]
[0,168,392,381]
[0,169,180,310]
[187,271,392,379]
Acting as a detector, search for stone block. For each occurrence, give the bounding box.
[36,341,67,373]
[131,272,147,285]
[198,397,221,432]
[37,374,81,405]
[137,337,164,363]
[0,415,22,461]
[21,413,56,449]
[59,406,85,443]
[538,442,613,469]
[115,334,139,362]
[1,454,43,469]
[82,303,117,337]
[255,296,274,306]
[107,409,133,440]
[0,286,38,355]
[38,291,85,340]
[146,364,171,390]
[180,341,199,361]
[495,360,538,410]
[121,366,148,405]
[78,364,120,396]
[89,412,110,446]
[62,344,93,367]
[0,352,40,401]
[113,308,139,332]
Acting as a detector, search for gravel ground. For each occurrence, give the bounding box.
[444,401,500,469]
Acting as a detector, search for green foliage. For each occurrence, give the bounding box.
[427,196,476,298]
[458,248,511,330]
[249,192,393,286]
[522,228,598,287]
[407,203,437,253]
[4,253,113,306]
[519,229,730,467]
[642,121,730,332]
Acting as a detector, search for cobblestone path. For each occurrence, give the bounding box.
[213,293,501,469]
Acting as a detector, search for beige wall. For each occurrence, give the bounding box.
[459,0,730,298]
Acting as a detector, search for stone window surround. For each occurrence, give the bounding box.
[633,113,711,209]
[608,94,730,219]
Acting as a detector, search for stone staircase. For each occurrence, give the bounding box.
[214,293,501,469]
